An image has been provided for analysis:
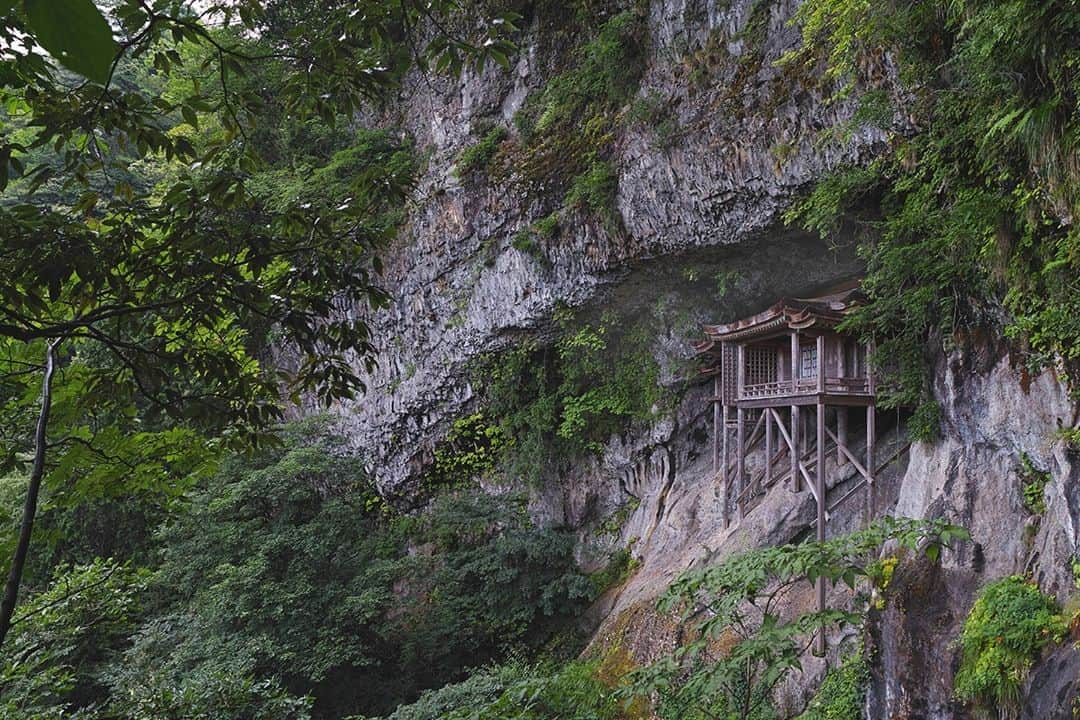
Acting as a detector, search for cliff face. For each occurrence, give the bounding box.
[333,0,884,494]
[329,0,1079,716]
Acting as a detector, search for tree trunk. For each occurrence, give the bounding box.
[0,340,59,649]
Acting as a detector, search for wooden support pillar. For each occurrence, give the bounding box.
[736,344,746,400]
[790,330,801,492]
[764,408,773,489]
[712,377,721,475]
[790,405,801,492]
[790,330,800,387]
[866,404,876,524]
[722,404,730,527]
[815,400,827,657]
[816,334,826,393]
[736,407,746,520]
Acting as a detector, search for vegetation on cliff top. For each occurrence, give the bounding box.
[785,0,1080,438]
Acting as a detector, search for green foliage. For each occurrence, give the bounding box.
[954,576,1066,716]
[104,667,313,720]
[589,547,640,595]
[457,127,509,178]
[626,91,678,148]
[1019,453,1050,515]
[1057,427,1080,450]
[105,419,593,718]
[785,0,1080,433]
[0,559,148,719]
[477,310,666,481]
[565,160,619,221]
[467,660,628,720]
[797,648,869,720]
[510,10,644,225]
[20,0,118,83]
[628,518,968,720]
[389,660,628,720]
[376,662,532,720]
[424,413,507,489]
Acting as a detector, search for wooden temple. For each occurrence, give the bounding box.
[695,282,876,654]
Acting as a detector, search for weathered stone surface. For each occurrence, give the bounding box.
[330,0,882,496]
[320,0,1079,716]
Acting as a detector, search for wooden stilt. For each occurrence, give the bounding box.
[764,408,773,490]
[866,404,875,524]
[736,407,746,520]
[722,404,730,527]
[790,405,800,492]
[712,377,720,475]
[815,400,827,657]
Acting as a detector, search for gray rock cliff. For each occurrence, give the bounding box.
[326,0,1080,716]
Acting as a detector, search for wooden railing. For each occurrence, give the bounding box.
[739,375,870,400]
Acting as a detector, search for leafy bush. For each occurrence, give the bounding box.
[375,659,629,720]
[423,413,507,489]
[512,10,644,224]
[629,519,968,720]
[1019,453,1050,515]
[109,419,593,717]
[784,0,1080,433]
[954,576,1066,715]
[0,559,148,720]
[476,310,666,482]
[377,662,531,720]
[797,648,869,720]
[456,127,509,178]
[564,160,619,222]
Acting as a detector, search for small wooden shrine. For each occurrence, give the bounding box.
[695,281,876,654]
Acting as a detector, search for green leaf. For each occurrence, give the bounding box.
[0,1,17,15]
[25,0,119,84]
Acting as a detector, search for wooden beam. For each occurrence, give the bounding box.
[866,404,876,524]
[764,408,773,490]
[824,424,870,481]
[736,407,746,521]
[790,331,799,383]
[712,377,720,475]
[736,344,746,401]
[815,400,826,657]
[790,405,800,491]
[721,404,730,528]
[816,334,825,393]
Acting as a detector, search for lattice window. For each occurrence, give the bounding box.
[745,347,777,385]
[799,345,818,379]
[721,342,737,403]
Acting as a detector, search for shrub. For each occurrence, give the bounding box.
[954,576,1067,716]
[512,10,644,222]
[629,519,968,720]
[1019,453,1050,515]
[112,420,594,717]
[456,126,509,178]
[0,559,149,719]
[798,648,870,720]
[423,412,507,489]
[564,160,619,220]
[475,310,667,481]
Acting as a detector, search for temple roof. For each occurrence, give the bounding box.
[694,280,863,351]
